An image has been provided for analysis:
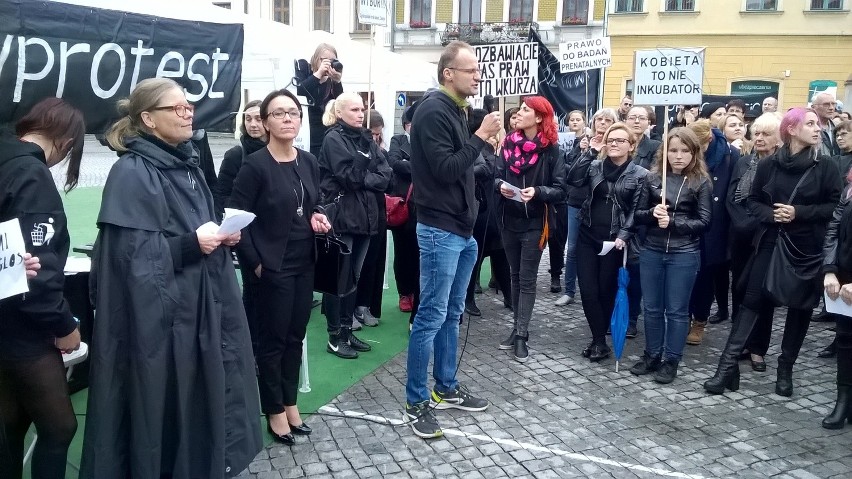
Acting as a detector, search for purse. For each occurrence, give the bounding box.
[313,230,357,297]
[385,183,413,227]
[763,164,822,309]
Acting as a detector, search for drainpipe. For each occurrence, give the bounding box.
[597,0,609,111]
[390,0,396,51]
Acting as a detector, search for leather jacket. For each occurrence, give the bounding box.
[567,149,649,242]
[823,195,852,277]
[495,143,567,232]
[635,173,713,253]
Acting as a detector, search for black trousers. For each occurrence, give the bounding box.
[690,261,730,322]
[237,262,261,357]
[546,203,568,278]
[324,234,371,334]
[502,228,545,336]
[837,319,852,386]
[356,228,387,318]
[256,245,314,413]
[0,351,77,479]
[391,225,419,297]
[577,233,622,343]
[467,248,511,305]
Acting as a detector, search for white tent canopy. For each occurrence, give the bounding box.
[49,0,438,142]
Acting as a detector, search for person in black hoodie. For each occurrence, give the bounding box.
[0,98,84,479]
[298,43,344,158]
[568,122,649,362]
[704,107,842,397]
[318,92,392,360]
[388,107,417,315]
[495,97,566,362]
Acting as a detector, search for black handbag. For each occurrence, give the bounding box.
[313,232,356,297]
[763,165,822,309]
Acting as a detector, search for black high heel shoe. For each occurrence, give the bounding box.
[823,385,851,429]
[289,422,312,435]
[267,419,295,445]
[703,366,741,394]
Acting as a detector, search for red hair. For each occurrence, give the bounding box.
[522,96,558,146]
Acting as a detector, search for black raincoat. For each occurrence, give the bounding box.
[80,135,262,478]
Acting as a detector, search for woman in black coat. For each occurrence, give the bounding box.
[387,109,418,317]
[318,92,392,359]
[229,89,331,445]
[704,107,842,397]
[0,98,84,479]
[297,43,344,158]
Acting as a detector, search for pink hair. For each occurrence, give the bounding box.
[779,107,815,145]
[522,96,558,146]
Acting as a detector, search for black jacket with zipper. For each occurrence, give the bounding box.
[0,131,78,360]
[635,172,712,254]
[318,122,392,236]
[494,143,567,232]
[823,194,852,278]
[633,135,661,171]
[567,149,650,242]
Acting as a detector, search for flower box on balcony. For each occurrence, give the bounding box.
[409,21,431,29]
[563,17,587,25]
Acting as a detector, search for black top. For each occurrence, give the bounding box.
[213,135,267,217]
[279,160,313,241]
[297,74,343,157]
[823,196,852,279]
[495,142,567,233]
[0,131,76,360]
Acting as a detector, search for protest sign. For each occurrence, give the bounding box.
[475,43,538,98]
[358,0,388,26]
[633,48,705,105]
[0,218,29,301]
[559,37,611,73]
[557,132,576,152]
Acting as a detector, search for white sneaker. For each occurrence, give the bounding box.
[554,294,574,306]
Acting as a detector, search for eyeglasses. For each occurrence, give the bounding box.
[151,104,194,117]
[626,115,648,122]
[448,67,482,75]
[606,138,631,146]
[268,109,302,120]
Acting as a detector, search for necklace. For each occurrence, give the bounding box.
[292,157,304,217]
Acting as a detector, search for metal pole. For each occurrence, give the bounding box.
[366,24,374,125]
[299,336,311,393]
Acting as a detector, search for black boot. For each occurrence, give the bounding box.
[499,329,517,350]
[775,308,811,397]
[775,361,793,397]
[513,334,529,363]
[704,307,758,394]
[822,385,852,429]
[344,327,372,352]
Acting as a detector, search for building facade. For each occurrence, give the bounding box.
[604,0,852,109]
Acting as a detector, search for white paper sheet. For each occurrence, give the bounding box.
[218,208,256,235]
[598,241,616,256]
[501,182,525,203]
[825,292,852,318]
[64,256,91,275]
[0,218,29,300]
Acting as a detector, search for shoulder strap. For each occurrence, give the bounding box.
[788,163,816,204]
[403,183,414,203]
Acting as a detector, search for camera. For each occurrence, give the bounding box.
[331,59,343,73]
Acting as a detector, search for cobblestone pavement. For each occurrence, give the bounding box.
[236,247,852,479]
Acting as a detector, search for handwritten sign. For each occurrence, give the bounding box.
[633,48,705,105]
[475,43,538,98]
[559,37,611,73]
[0,218,29,301]
[358,0,388,26]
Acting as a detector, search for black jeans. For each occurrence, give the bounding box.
[837,318,852,386]
[547,203,568,279]
[256,239,314,413]
[576,233,622,343]
[0,352,77,479]
[323,234,371,334]
[467,249,511,305]
[690,261,730,322]
[391,226,419,297]
[356,228,387,317]
[502,228,544,336]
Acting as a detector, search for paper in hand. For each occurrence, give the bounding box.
[598,241,616,256]
[502,182,525,203]
[218,208,256,235]
[825,292,852,318]
[0,218,29,301]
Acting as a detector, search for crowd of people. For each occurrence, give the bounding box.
[2,38,852,476]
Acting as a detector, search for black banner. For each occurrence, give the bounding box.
[529,29,600,129]
[0,0,243,133]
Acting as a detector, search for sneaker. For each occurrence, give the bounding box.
[499,329,517,350]
[354,306,379,327]
[430,385,489,411]
[348,332,372,352]
[399,295,413,312]
[654,359,679,384]
[554,294,574,306]
[626,324,638,339]
[550,277,562,293]
[327,336,358,359]
[404,402,442,439]
[350,316,363,331]
[464,300,481,317]
[629,352,661,376]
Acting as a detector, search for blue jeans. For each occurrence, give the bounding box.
[563,206,580,297]
[405,224,478,405]
[640,249,700,362]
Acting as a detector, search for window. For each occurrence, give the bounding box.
[459,0,482,24]
[664,0,695,11]
[614,0,644,13]
[509,0,534,23]
[274,0,290,24]
[354,2,371,32]
[410,0,432,27]
[810,0,843,10]
[745,0,777,10]
[314,0,331,32]
[562,0,589,24]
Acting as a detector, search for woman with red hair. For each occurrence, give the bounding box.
[495,96,567,362]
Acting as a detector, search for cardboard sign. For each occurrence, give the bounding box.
[475,43,538,98]
[559,37,611,73]
[358,0,388,26]
[633,48,705,105]
[0,218,29,301]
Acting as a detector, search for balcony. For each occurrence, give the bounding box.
[440,22,539,46]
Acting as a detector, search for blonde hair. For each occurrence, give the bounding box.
[717,112,744,130]
[311,43,338,72]
[105,78,183,152]
[687,119,713,152]
[598,122,635,160]
[322,92,364,127]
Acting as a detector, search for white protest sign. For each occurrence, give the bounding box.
[0,218,29,301]
[557,132,576,152]
[475,43,538,99]
[358,0,388,26]
[633,48,705,105]
[559,37,611,73]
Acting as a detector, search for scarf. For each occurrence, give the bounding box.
[502,130,546,175]
[603,157,630,183]
[241,134,267,156]
[775,143,817,173]
[734,155,759,204]
[337,121,372,151]
[704,128,729,172]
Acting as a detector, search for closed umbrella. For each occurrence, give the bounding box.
[610,248,630,372]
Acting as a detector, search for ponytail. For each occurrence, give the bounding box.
[322,99,339,127]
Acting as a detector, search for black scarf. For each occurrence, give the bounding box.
[241,134,267,155]
[337,121,372,150]
[603,158,630,183]
[139,132,197,166]
[775,144,817,173]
